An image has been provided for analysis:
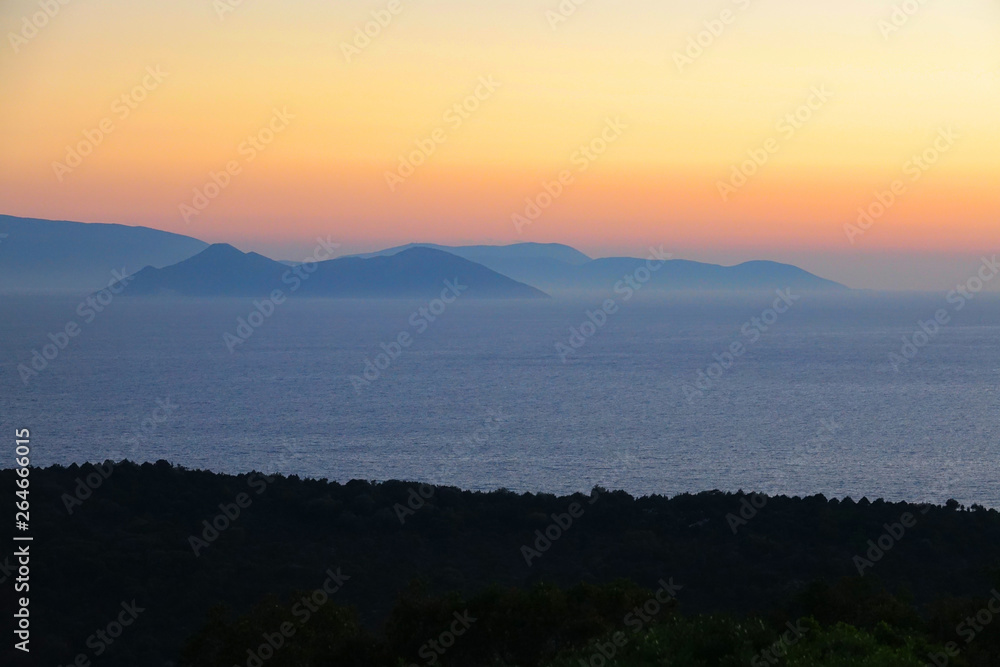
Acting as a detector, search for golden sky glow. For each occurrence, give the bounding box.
[1,0,998,288]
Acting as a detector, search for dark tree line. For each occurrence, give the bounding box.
[2,461,998,665]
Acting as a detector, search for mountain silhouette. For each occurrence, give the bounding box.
[354,242,846,292]
[350,242,591,265]
[0,215,207,292]
[1,214,847,295]
[347,242,591,291]
[556,257,848,292]
[123,244,549,299]
[121,243,287,296]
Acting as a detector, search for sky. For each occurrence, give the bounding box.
[1,0,998,290]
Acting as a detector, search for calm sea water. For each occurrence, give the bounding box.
[1,292,998,507]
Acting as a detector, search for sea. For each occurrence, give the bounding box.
[1,291,998,507]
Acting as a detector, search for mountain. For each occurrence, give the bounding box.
[122,244,549,299]
[2,214,845,295]
[350,242,592,265]
[347,242,592,287]
[358,242,847,293]
[555,257,848,293]
[117,243,287,296]
[0,215,208,292]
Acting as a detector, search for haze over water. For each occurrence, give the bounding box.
[3,292,998,508]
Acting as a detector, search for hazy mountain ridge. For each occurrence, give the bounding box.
[557,256,848,293]
[0,215,208,292]
[348,241,592,265]
[350,241,846,292]
[123,244,550,299]
[1,216,846,295]
[358,243,847,292]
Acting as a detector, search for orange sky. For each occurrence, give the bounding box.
[1,0,998,289]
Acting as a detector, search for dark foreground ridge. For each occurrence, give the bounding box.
[5,462,999,666]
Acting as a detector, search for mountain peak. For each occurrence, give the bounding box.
[200,243,245,257]
[122,240,548,299]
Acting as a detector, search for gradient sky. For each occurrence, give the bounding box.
[1,0,998,289]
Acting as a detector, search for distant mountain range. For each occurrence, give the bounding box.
[345,242,846,293]
[0,215,207,292]
[533,256,846,292]
[123,243,549,299]
[0,215,848,296]
[349,241,592,266]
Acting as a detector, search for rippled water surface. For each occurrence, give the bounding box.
[2,292,998,506]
